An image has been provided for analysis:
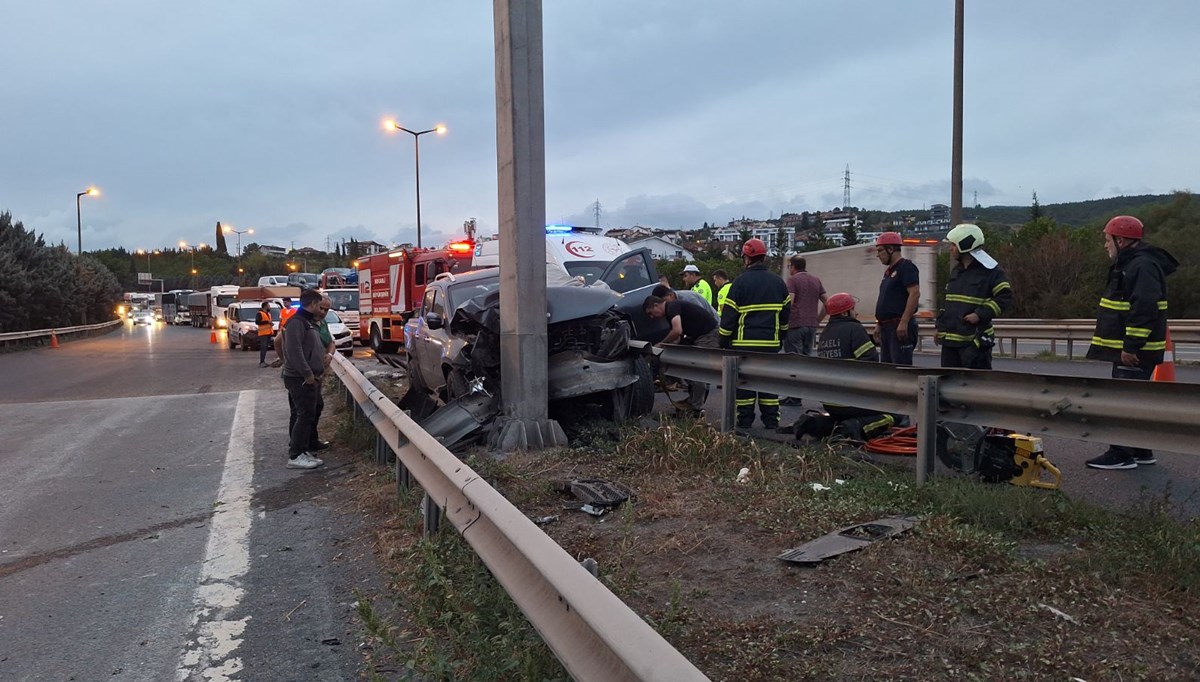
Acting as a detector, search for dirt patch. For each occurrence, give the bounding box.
[344,402,1200,680]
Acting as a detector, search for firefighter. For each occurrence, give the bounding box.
[873,231,920,365]
[1085,215,1178,470]
[936,224,1012,369]
[794,293,897,441]
[719,238,790,429]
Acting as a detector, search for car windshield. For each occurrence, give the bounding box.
[326,290,358,310]
[300,274,318,284]
[564,262,609,286]
[448,279,501,310]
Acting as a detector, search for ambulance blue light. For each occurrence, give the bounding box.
[545,224,573,234]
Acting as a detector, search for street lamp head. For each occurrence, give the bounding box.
[247,228,254,235]
[86,187,99,197]
[222,224,232,233]
[383,118,399,131]
[198,243,207,249]
[435,125,447,135]
[136,249,145,255]
[192,268,198,275]
[179,241,188,249]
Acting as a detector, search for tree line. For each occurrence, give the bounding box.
[0,212,123,333]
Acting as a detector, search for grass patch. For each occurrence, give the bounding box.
[341,410,1200,680]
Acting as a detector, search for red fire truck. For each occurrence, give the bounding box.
[358,241,474,353]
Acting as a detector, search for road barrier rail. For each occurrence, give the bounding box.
[909,319,1200,358]
[328,353,709,682]
[645,343,1200,483]
[0,319,123,346]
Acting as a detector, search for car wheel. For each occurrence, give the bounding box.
[370,325,399,354]
[445,367,472,401]
[607,355,652,423]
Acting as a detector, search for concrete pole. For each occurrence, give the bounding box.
[492,0,564,449]
[951,0,964,226]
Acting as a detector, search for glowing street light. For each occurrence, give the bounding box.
[221,223,254,275]
[383,118,446,248]
[180,241,207,275]
[75,186,100,255]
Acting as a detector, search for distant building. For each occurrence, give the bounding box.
[628,236,694,262]
[295,246,324,257]
[345,240,389,258]
[257,244,287,257]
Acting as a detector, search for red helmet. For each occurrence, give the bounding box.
[826,292,856,317]
[876,232,903,247]
[742,238,767,258]
[1104,215,1143,240]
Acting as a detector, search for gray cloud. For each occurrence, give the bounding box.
[1,1,1196,255]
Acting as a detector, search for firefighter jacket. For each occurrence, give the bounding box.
[816,316,879,362]
[719,262,790,350]
[935,258,1012,348]
[1086,242,1177,366]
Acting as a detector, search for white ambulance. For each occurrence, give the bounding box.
[473,225,640,287]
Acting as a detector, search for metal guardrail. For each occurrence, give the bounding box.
[647,344,1200,483]
[902,319,1200,358]
[0,319,122,343]
[329,354,709,682]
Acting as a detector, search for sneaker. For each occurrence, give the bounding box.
[286,453,323,469]
[779,397,803,407]
[259,361,268,368]
[1085,450,1137,470]
[1133,454,1157,465]
[311,440,332,452]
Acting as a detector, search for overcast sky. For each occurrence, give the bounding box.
[3,1,1197,254]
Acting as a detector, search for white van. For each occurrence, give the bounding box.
[473,225,634,285]
[257,275,289,287]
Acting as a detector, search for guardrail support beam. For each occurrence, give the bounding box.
[915,375,940,486]
[720,355,739,433]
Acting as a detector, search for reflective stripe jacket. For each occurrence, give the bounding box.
[690,278,714,306]
[719,263,790,350]
[935,259,1012,348]
[816,316,879,362]
[1086,242,1177,366]
[715,282,732,315]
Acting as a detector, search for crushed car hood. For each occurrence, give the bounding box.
[451,284,623,334]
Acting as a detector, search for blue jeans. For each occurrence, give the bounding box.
[784,327,816,356]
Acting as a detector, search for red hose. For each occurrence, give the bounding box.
[863,426,919,455]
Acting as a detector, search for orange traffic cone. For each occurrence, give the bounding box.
[210,329,218,344]
[50,331,59,348]
[1152,328,1176,382]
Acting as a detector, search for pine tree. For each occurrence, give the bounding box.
[215,221,228,254]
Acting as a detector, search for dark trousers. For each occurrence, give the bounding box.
[258,333,270,364]
[941,343,992,369]
[784,327,817,356]
[734,347,780,426]
[284,374,321,457]
[878,320,917,365]
[1109,363,1156,460]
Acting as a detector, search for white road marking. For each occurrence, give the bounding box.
[177,390,257,682]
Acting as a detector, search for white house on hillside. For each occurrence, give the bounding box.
[628,236,694,261]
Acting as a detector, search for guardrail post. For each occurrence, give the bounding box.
[915,375,940,486]
[1067,339,1074,360]
[375,432,392,465]
[422,493,441,535]
[720,355,739,433]
[396,459,412,495]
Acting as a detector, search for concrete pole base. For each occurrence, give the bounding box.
[489,416,569,453]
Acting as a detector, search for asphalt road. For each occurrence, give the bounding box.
[0,321,377,681]
[725,351,1200,520]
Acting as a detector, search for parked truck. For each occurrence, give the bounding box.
[794,239,939,322]
[187,285,241,328]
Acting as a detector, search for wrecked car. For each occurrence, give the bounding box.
[402,263,656,422]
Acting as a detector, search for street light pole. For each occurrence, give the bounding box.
[75,187,99,255]
[222,224,254,278]
[384,120,446,248]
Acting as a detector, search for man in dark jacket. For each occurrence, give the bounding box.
[281,289,328,470]
[793,292,897,441]
[1085,215,1178,470]
[719,238,790,429]
[936,224,1012,369]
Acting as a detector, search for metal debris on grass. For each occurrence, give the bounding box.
[778,516,919,565]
